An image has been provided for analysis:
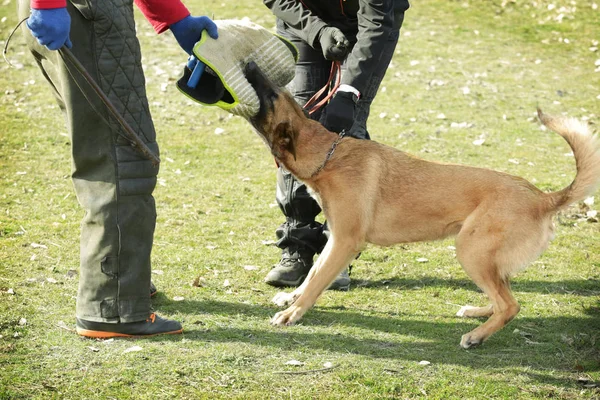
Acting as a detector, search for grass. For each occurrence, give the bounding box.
[1,0,599,398]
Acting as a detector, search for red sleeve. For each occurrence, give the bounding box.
[134,0,191,34]
[30,0,67,8]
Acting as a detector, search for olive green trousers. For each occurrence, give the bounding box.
[19,0,159,322]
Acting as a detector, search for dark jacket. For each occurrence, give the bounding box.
[263,0,410,95]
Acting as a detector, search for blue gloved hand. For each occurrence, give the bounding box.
[170,15,218,55]
[27,8,72,51]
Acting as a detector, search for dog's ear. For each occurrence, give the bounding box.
[275,121,299,160]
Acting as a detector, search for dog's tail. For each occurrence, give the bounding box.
[539,108,600,212]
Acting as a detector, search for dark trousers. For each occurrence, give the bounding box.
[274,11,404,255]
[18,0,158,322]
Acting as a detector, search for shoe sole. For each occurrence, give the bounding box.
[328,283,350,291]
[76,328,183,339]
[264,274,307,288]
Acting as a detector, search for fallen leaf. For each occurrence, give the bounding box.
[65,270,77,279]
[586,210,597,218]
[123,346,143,354]
[192,276,206,287]
[450,122,471,129]
[57,321,70,330]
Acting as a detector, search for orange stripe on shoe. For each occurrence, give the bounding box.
[76,328,183,339]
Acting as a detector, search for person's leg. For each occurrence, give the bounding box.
[266,24,350,289]
[264,25,330,287]
[347,7,406,140]
[18,0,180,336]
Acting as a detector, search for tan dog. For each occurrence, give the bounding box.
[244,62,600,348]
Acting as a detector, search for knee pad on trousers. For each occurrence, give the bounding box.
[276,167,322,223]
[116,143,159,196]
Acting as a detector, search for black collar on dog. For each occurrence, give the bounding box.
[310,130,346,178]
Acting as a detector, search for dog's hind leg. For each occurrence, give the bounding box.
[455,232,521,348]
[456,304,494,318]
[270,235,359,326]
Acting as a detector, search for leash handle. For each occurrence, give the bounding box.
[58,47,161,166]
[303,61,342,115]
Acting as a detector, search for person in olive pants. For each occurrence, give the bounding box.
[19,0,217,337]
[262,0,410,290]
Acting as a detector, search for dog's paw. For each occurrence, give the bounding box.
[460,332,484,349]
[272,292,298,307]
[456,305,476,318]
[270,306,304,326]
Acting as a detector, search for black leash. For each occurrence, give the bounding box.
[4,17,160,166]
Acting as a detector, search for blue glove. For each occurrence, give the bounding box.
[170,15,218,55]
[27,8,72,51]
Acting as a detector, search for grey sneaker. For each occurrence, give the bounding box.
[329,268,351,291]
[265,250,314,287]
[265,250,351,290]
[76,313,182,339]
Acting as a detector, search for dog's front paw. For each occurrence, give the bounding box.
[270,305,304,326]
[272,291,298,307]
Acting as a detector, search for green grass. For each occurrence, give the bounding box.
[1,0,599,398]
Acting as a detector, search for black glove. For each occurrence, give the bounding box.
[320,91,357,133]
[317,26,350,61]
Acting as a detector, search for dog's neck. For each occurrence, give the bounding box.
[278,124,342,182]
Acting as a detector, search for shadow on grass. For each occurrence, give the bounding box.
[153,297,600,375]
[351,276,600,296]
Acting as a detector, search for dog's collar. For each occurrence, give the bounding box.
[310,130,346,178]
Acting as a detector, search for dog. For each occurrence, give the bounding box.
[244,61,600,348]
